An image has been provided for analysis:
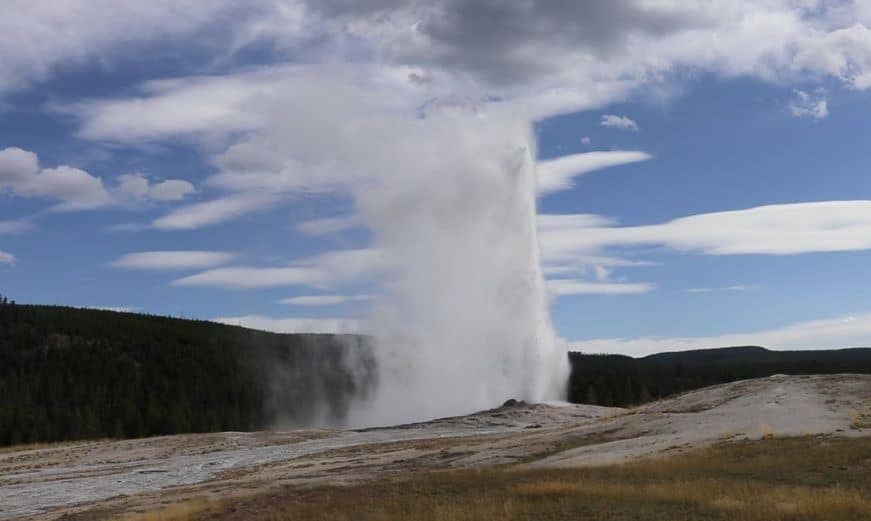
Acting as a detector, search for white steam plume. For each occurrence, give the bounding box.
[347,103,569,425]
[191,73,571,425]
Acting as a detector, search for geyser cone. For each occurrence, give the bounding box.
[349,109,569,426]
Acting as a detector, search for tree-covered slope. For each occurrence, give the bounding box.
[0,303,376,446]
[567,345,871,407]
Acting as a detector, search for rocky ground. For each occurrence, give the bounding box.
[2,374,869,520]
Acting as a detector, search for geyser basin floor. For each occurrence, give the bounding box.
[2,375,869,520]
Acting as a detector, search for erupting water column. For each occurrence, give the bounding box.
[348,104,569,426]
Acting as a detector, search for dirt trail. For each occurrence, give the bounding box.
[1,374,868,520]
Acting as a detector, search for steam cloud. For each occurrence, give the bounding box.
[347,102,570,425]
[196,73,570,425]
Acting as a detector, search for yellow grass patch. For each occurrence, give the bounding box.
[104,436,871,521]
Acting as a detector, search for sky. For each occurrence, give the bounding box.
[2,1,871,356]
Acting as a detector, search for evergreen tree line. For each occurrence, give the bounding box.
[567,346,871,407]
[0,303,376,446]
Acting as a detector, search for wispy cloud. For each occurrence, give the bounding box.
[280,295,372,306]
[175,266,321,289]
[294,214,361,236]
[536,151,651,194]
[540,201,871,261]
[0,220,33,235]
[84,306,142,313]
[174,248,384,290]
[789,89,828,120]
[109,251,237,270]
[548,279,655,295]
[152,192,281,230]
[212,315,361,334]
[687,285,760,293]
[0,251,15,265]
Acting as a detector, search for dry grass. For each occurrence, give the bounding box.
[513,477,871,520]
[106,436,871,521]
[0,439,109,455]
[852,411,871,430]
[116,499,216,521]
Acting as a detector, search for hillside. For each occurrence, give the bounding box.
[0,303,376,446]
[568,345,871,407]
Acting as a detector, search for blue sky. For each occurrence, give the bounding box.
[3,2,871,355]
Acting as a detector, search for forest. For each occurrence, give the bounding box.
[0,302,376,446]
[2,300,870,445]
[567,345,871,407]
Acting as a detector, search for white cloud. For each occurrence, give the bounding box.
[109,251,237,270]
[280,295,372,306]
[294,214,362,236]
[70,70,282,142]
[789,88,829,119]
[600,114,639,131]
[0,148,194,211]
[50,2,871,231]
[537,151,651,194]
[541,255,652,276]
[17,2,871,127]
[149,180,196,202]
[0,147,111,210]
[174,248,385,289]
[0,251,15,265]
[0,147,38,184]
[211,315,362,334]
[0,2,252,96]
[152,192,281,230]
[581,137,591,145]
[85,306,142,313]
[687,285,760,293]
[571,312,871,357]
[174,265,322,289]
[118,174,196,202]
[0,220,33,235]
[538,201,871,297]
[540,201,871,263]
[548,279,655,295]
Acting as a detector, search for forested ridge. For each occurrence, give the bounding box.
[3,300,871,445]
[0,302,376,446]
[568,345,871,407]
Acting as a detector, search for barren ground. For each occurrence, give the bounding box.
[2,374,869,520]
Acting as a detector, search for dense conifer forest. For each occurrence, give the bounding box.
[568,346,871,407]
[0,301,376,446]
[2,299,870,445]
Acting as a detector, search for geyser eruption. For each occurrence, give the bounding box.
[349,105,569,426]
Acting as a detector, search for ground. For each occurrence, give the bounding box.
[1,374,869,520]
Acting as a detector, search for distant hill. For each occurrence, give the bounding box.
[568,345,871,407]
[0,303,376,446]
